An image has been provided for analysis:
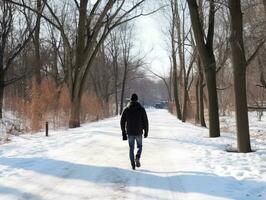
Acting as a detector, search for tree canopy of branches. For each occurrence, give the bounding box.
[0,0,40,118]
[4,0,149,127]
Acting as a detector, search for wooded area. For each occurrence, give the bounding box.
[0,0,265,153]
[165,0,265,152]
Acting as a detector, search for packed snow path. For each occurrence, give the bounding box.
[0,109,266,200]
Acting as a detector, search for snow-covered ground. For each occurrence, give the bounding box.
[0,109,266,200]
[220,111,266,141]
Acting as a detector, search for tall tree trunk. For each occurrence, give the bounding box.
[30,0,43,130]
[169,65,173,101]
[196,56,206,127]
[258,56,266,88]
[69,95,81,128]
[52,46,59,86]
[119,81,126,115]
[180,5,187,122]
[195,75,200,123]
[187,0,220,137]
[0,47,4,118]
[261,0,266,88]
[169,0,182,120]
[120,62,127,115]
[113,55,119,115]
[0,69,4,119]
[33,0,42,84]
[204,56,219,132]
[182,88,188,122]
[0,86,4,119]
[114,80,119,115]
[105,97,110,117]
[119,23,134,115]
[197,0,206,127]
[199,76,206,127]
[229,0,251,153]
[68,0,88,127]
[172,56,182,120]
[182,72,188,122]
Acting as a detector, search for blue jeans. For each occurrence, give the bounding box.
[128,135,143,163]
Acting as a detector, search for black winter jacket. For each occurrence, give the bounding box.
[120,102,149,136]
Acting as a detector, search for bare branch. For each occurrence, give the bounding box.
[4,71,31,86]
[73,0,80,9]
[246,38,266,67]
[3,0,59,29]
[206,0,215,49]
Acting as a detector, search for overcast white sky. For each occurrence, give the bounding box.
[134,7,171,76]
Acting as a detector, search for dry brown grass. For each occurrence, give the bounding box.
[7,78,106,132]
[80,92,103,122]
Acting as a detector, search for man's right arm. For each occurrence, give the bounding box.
[120,109,127,137]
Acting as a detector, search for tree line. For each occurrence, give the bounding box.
[1,0,167,131]
[163,0,265,153]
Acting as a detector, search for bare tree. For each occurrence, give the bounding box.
[45,21,62,86]
[213,6,232,116]
[194,0,206,127]
[187,0,220,137]
[119,23,144,114]
[5,0,149,127]
[169,0,182,120]
[145,67,172,102]
[68,0,149,127]
[0,1,38,118]
[106,31,121,115]
[89,46,114,117]
[195,55,206,127]
[33,0,42,84]
[228,0,251,152]
[254,0,266,89]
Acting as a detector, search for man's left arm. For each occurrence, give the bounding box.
[142,108,149,138]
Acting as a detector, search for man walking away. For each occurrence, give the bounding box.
[120,93,149,170]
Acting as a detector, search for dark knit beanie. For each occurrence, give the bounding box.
[131,93,138,102]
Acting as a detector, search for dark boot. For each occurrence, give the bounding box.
[135,157,141,168]
[131,161,135,170]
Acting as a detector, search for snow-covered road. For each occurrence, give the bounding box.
[0,109,266,200]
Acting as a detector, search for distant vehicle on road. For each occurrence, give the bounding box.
[154,101,167,109]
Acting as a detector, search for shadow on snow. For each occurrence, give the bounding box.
[0,157,265,199]
[0,185,44,200]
